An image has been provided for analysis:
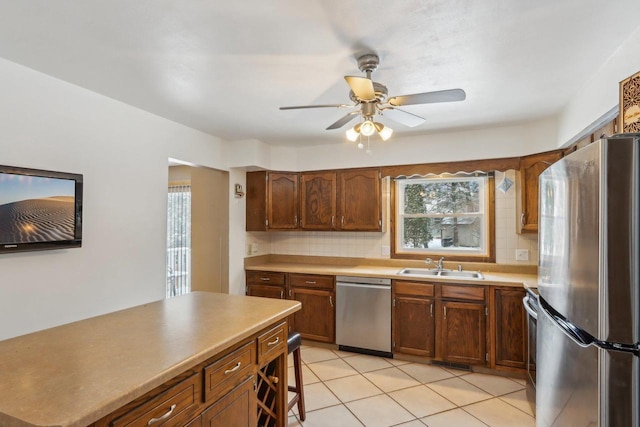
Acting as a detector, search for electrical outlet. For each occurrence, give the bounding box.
[381,245,391,256]
[515,249,529,261]
[250,243,259,254]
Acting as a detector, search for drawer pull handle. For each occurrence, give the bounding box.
[147,404,176,425]
[267,337,280,346]
[329,295,334,307]
[224,362,241,374]
[305,280,316,284]
[261,277,270,281]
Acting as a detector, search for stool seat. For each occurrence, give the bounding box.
[287,331,305,421]
[287,331,302,354]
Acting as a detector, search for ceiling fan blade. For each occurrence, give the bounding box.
[381,107,426,128]
[326,112,358,130]
[344,76,375,101]
[388,88,466,107]
[280,104,348,110]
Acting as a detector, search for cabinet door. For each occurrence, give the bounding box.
[246,171,267,231]
[393,295,435,357]
[268,172,299,229]
[518,151,563,233]
[247,284,285,300]
[338,169,381,231]
[201,377,256,427]
[494,288,527,369]
[290,287,335,342]
[300,172,337,230]
[441,301,486,365]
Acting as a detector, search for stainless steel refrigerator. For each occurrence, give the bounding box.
[536,134,640,426]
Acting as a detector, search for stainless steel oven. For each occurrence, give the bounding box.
[523,285,539,415]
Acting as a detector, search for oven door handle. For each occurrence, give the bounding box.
[522,295,538,320]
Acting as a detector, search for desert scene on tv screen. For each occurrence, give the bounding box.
[0,173,75,244]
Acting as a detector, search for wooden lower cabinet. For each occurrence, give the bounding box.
[201,377,256,427]
[440,300,487,366]
[96,322,288,427]
[289,273,335,343]
[246,271,286,300]
[392,281,435,357]
[393,281,489,367]
[247,284,285,300]
[493,287,527,369]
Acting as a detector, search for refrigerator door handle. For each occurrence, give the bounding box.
[539,298,595,348]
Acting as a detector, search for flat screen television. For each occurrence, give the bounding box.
[0,165,83,253]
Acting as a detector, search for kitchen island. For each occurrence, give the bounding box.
[0,292,300,427]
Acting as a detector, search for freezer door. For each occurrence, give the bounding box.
[537,300,598,427]
[538,298,640,427]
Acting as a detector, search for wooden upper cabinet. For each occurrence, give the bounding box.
[300,172,337,230]
[268,172,299,230]
[246,171,299,231]
[517,150,563,233]
[338,168,381,231]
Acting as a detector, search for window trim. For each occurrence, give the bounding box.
[391,175,496,263]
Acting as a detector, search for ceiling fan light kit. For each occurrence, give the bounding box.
[279,52,465,150]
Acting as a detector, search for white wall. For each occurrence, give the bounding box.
[558,26,640,145]
[289,117,559,171]
[0,58,228,340]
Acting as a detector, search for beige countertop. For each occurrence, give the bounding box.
[0,292,300,427]
[246,262,537,288]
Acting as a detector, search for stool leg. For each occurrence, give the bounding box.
[293,347,305,421]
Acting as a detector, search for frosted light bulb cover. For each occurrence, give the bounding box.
[345,127,359,142]
[360,120,375,136]
[379,126,393,141]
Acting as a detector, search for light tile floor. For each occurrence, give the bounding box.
[287,344,534,427]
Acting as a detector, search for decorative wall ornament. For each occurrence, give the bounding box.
[497,176,514,193]
[619,70,640,133]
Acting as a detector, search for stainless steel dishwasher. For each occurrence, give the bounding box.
[336,275,392,357]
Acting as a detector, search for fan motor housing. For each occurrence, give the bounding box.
[349,82,388,104]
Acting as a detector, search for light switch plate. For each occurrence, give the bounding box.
[515,249,529,261]
[381,245,391,256]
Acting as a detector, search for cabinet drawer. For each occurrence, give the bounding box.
[204,341,256,404]
[289,273,334,289]
[394,281,435,297]
[441,284,485,301]
[246,271,286,286]
[257,322,287,364]
[111,372,201,427]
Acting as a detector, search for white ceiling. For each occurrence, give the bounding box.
[0,1,639,146]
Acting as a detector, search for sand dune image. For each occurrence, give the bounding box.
[0,196,75,244]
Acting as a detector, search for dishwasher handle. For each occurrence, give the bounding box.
[337,282,391,290]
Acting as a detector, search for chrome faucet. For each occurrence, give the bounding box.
[426,257,445,271]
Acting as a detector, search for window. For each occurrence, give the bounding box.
[394,175,492,259]
[167,185,191,298]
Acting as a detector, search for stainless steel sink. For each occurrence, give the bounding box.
[397,268,484,280]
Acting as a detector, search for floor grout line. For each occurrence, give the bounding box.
[292,345,534,427]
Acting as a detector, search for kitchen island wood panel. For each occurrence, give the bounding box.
[0,292,300,427]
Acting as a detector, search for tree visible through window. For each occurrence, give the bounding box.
[396,175,488,256]
[167,185,191,297]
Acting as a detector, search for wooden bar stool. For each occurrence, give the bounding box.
[287,332,306,421]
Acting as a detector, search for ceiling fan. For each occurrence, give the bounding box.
[279,53,466,141]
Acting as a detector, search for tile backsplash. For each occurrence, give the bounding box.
[247,170,538,265]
